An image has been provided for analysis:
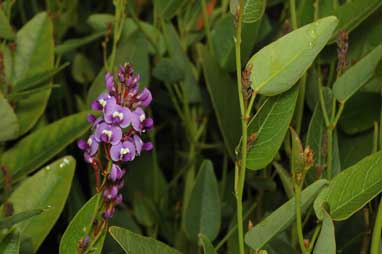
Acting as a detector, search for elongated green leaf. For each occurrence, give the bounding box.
[273,162,294,198]
[109,226,183,254]
[316,152,382,221]
[87,13,114,32]
[313,210,336,254]
[0,231,20,254]
[184,160,221,242]
[247,16,338,96]
[0,6,14,40]
[333,45,382,102]
[55,31,105,55]
[155,0,185,20]
[329,0,382,43]
[246,86,299,170]
[13,12,54,135]
[199,234,217,254]
[0,156,75,252]
[152,57,184,84]
[0,209,43,229]
[200,46,240,159]
[0,93,19,142]
[7,84,59,101]
[243,0,265,23]
[12,63,69,92]
[133,194,159,227]
[0,111,91,183]
[60,194,106,254]
[245,179,328,250]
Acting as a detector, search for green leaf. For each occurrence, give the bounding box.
[12,63,69,92]
[313,210,336,254]
[152,57,184,84]
[273,162,294,198]
[338,92,381,134]
[0,93,19,142]
[0,111,91,183]
[243,0,265,23]
[339,131,373,169]
[333,45,382,103]
[55,31,105,55]
[244,179,328,250]
[60,194,106,254]
[12,12,54,135]
[133,194,158,227]
[1,156,75,252]
[199,234,217,254]
[72,53,95,84]
[0,231,21,254]
[0,6,14,40]
[0,209,43,229]
[199,46,241,159]
[247,16,338,96]
[184,160,221,242]
[329,0,382,43]
[316,152,382,221]
[246,86,299,170]
[109,226,183,254]
[87,13,114,32]
[6,84,59,101]
[155,0,186,20]
[290,127,304,174]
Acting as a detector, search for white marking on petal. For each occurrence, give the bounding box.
[102,130,112,139]
[139,113,145,122]
[87,138,93,146]
[113,111,123,120]
[99,98,107,107]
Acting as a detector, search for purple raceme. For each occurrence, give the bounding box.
[77,63,153,222]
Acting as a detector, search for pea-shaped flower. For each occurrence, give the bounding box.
[95,123,122,145]
[110,141,136,162]
[104,99,132,128]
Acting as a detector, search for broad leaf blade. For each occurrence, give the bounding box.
[0,231,21,254]
[200,46,241,159]
[184,160,221,242]
[247,16,338,96]
[0,209,43,229]
[199,234,217,254]
[55,31,105,55]
[1,111,91,183]
[109,226,183,254]
[60,194,106,254]
[313,210,336,254]
[317,152,382,221]
[333,45,382,102]
[0,93,19,142]
[0,156,75,252]
[246,86,299,170]
[244,179,328,250]
[243,0,265,23]
[0,6,14,40]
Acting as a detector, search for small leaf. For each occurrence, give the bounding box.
[316,151,382,221]
[0,209,43,229]
[247,16,338,96]
[72,54,95,84]
[87,13,114,31]
[329,0,382,43]
[0,231,21,254]
[273,162,294,198]
[0,6,15,40]
[55,31,105,55]
[152,57,184,84]
[200,45,241,159]
[243,0,266,23]
[313,210,336,254]
[155,0,186,20]
[0,93,19,142]
[60,194,106,254]
[1,111,91,183]
[333,45,382,103]
[244,179,328,250]
[199,234,217,254]
[246,86,299,170]
[184,160,221,242]
[109,226,183,254]
[0,156,75,252]
[133,194,158,227]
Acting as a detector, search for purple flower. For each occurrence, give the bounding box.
[137,88,152,107]
[110,141,136,162]
[95,123,122,145]
[84,152,94,164]
[77,134,99,156]
[109,164,124,181]
[143,142,153,151]
[143,118,154,131]
[131,107,146,132]
[103,185,119,200]
[104,99,132,128]
[79,235,90,249]
[87,114,97,123]
[116,194,123,204]
[91,93,115,112]
[132,134,143,155]
[104,206,115,219]
[105,72,116,92]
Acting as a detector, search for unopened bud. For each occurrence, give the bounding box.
[248,219,254,230]
[303,146,314,170]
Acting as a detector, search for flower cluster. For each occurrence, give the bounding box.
[78,63,153,219]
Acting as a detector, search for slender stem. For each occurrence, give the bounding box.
[108,0,126,72]
[373,121,378,153]
[289,0,298,29]
[201,0,214,52]
[295,184,307,253]
[371,196,382,254]
[308,224,322,251]
[332,102,344,127]
[318,74,330,127]
[327,128,333,179]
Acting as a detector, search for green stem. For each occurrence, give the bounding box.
[295,184,307,253]
[371,196,382,254]
[108,0,126,72]
[289,0,298,29]
[327,128,333,179]
[318,73,330,127]
[332,102,344,127]
[201,0,214,53]
[373,121,378,153]
[308,224,322,252]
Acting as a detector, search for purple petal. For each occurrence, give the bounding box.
[110,143,122,162]
[110,126,122,145]
[119,106,132,128]
[142,142,153,151]
[87,114,96,123]
[116,194,123,204]
[105,72,115,92]
[133,135,143,155]
[88,135,99,155]
[77,139,87,150]
[143,118,154,131]
[84,153,94,164]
